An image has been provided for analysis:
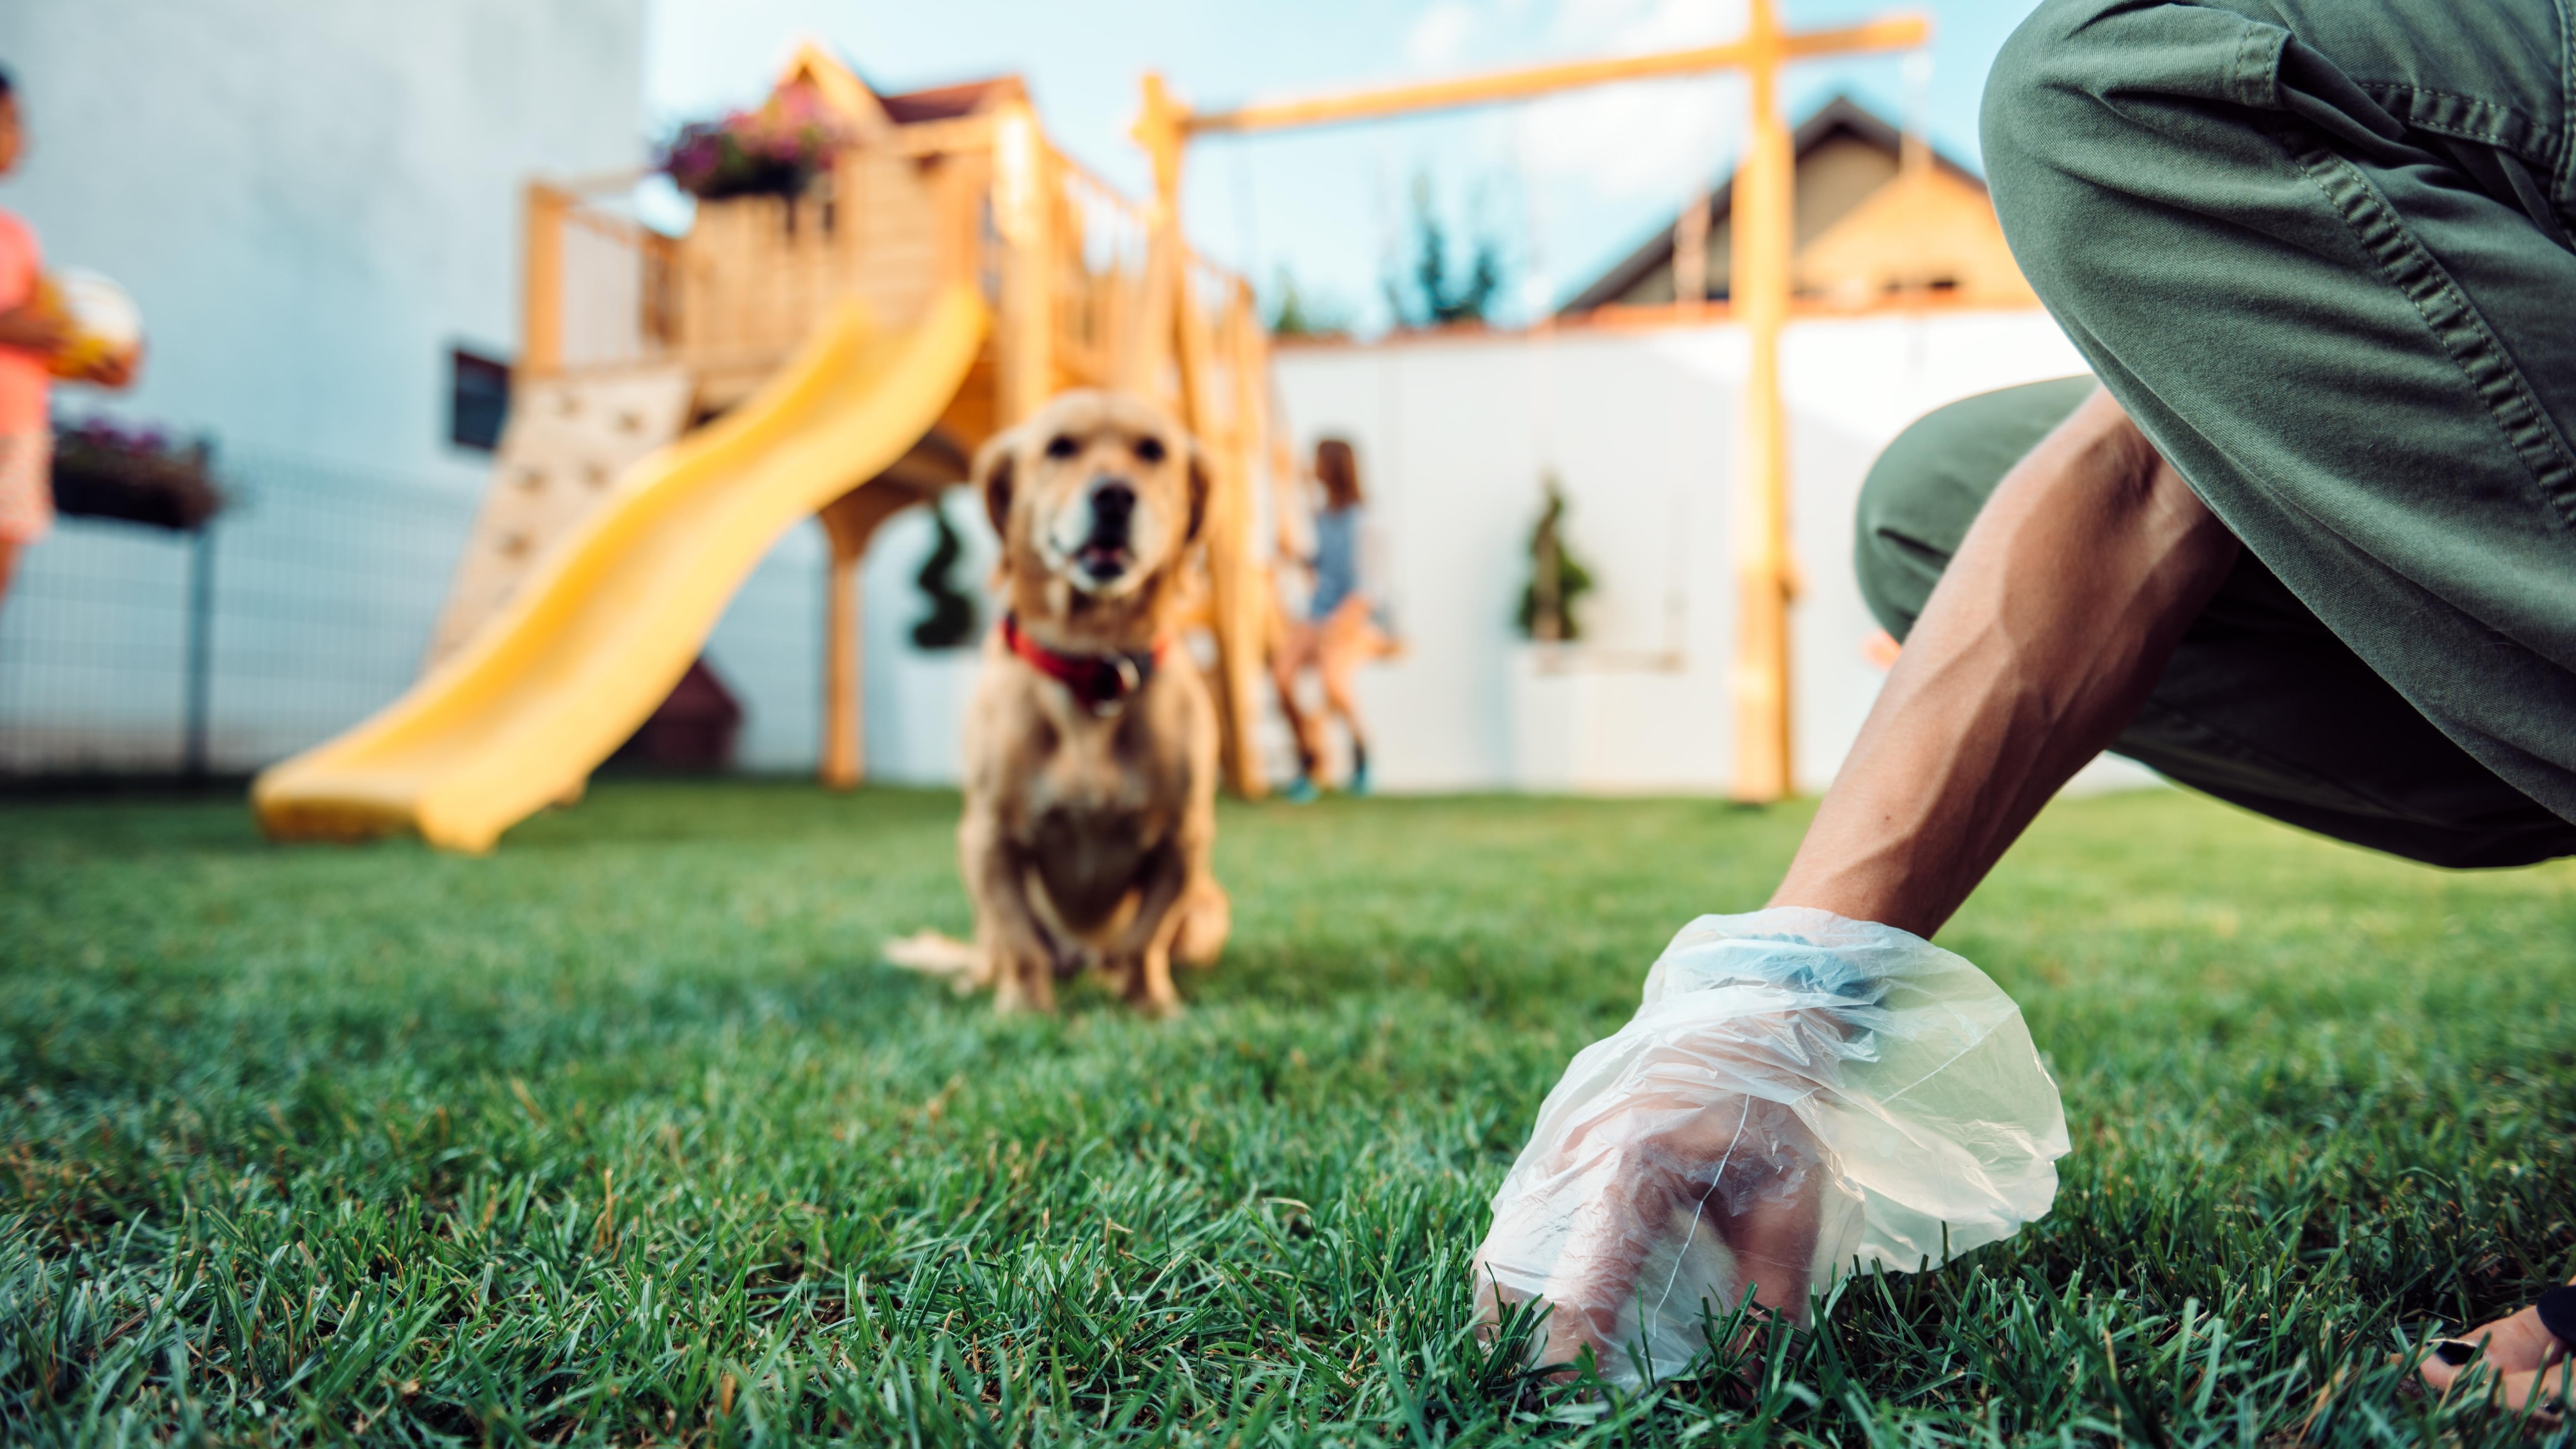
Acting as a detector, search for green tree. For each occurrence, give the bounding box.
[1515,475,1595,642]
[1268,266,1350,338]
[1385,172,1506,330]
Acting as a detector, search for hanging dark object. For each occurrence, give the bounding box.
[49,416,223,532]
[910,501,979,650]
[1516,476,1595,642]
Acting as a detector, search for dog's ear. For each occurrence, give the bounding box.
[1184,441,1210,543]
[971,429,1018,541]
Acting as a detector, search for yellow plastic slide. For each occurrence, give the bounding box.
[254,287,989,853]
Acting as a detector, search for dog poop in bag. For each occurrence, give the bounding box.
[1472,907,2070,1388]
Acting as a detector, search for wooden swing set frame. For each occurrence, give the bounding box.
[503,2,1925,806]
[1133,0,1928,800]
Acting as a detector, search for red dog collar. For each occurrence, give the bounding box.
[1002,614,1165,716]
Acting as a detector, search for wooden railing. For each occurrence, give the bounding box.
[519,108,1264,444]
[520,181,681,377]
[516,101,1278,794]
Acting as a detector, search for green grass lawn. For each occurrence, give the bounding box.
[5,782,2574,1445]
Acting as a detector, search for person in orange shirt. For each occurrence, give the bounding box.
[0,67,133,610]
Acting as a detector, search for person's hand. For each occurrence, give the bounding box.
[1475,1051,1828,1380]
[1468,907,2069,1391]
[75,345,140,390]
[2419,1285,2575,1416]
[0,300,70,355]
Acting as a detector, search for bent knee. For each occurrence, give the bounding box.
[1979,0,2123,252]
[1982,0,2292,290]
[1854,378,2096,639]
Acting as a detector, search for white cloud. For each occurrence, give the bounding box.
[1515,0,1750,199]
[1550,0,1744,52]
[1405,1,1481,69]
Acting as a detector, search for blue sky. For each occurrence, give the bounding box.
[644,0,2047,332]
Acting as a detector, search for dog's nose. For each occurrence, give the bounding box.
[1090,480,1136,526]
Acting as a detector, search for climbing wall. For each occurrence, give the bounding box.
[425,366,696,669]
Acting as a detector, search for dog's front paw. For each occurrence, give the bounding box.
[1108,954,1184,1018]
[1175,881,1230,968]
[989,947,1059,1015]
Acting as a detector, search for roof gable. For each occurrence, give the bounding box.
[769,41,1026,137]
[1558,94,1988,314]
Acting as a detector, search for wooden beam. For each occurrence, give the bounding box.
[1181,14,1926,136]
[1145,4,1928,803]
[994,102,1057,425]
[522,182,569,377]
[1121,73,1189,406]
[815,479,945,791]
[1731,0,1797,803]
[821,552,862,790]
[1209,282,1272,800]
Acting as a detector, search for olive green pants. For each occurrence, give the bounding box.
[1852,0,2576,867]
[1860,380,2576,867]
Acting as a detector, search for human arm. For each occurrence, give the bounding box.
[71,343,138,389]
[1478,388,2228,1380]
[1771,384,2241,936]
[0,298,67,355]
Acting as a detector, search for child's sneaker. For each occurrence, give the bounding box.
[1280,774,1319,804]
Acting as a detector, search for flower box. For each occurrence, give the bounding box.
[659,82,856,202]
[49,416,223,532]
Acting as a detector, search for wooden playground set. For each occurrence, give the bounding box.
[252,0,1928,851]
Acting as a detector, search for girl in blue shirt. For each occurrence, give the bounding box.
[1271,438,1392,798]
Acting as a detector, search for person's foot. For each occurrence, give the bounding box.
[1349,744,1371,796]
[2419,1283,2576,1414]
[1279,774,1318,804]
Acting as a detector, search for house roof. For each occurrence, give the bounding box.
[1557,94,1987,315]
[879,76,1027,124]
[774,41,1026,131]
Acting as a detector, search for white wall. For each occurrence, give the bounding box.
[0,0,648,483]
[0,1,664,773]
[1268,311,2161,797]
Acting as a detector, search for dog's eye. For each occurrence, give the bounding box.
[1132,436,1167,464]
[1044,434,1079,460]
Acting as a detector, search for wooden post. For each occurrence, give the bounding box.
[1124,74,1188,410]
[1208,283,1272,799]
[523,182,569,376]
[1128,72,1266,796]
[995,102,1057,425]
[1730,0,1796,803]
[821,550,862,790]
[815,484,936,791]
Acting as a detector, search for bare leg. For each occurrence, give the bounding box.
[1269,625,1321,780]
[1317,600,1373,787]
[0,539,20,610]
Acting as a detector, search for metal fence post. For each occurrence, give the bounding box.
[183,521,214,779]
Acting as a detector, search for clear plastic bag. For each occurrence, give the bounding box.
[1472,907,2070,1388]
